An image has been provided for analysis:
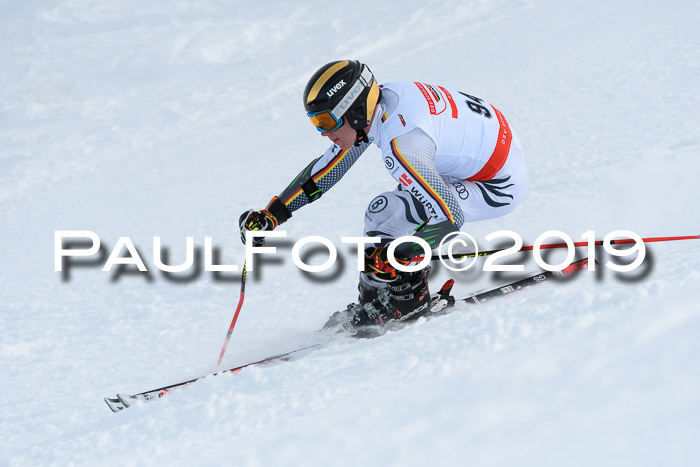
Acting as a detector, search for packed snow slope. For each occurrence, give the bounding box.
[2,0,699,465]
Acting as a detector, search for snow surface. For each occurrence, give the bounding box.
[2,0,699,465]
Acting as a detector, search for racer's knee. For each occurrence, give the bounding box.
[363,192,421,239]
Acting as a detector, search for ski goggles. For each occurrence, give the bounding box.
[307,109,344,132]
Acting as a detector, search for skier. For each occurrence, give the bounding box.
[239,60,527,332]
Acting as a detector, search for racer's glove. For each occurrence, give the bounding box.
[239,196,291,246]
[239,209,275,247]
[363,246,411,283]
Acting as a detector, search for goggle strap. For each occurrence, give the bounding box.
[330,65,373,119]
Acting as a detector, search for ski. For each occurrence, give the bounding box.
[345,257,591,336]
[105,257,590,413]
[449,256,590,309]
[104,343,323,412]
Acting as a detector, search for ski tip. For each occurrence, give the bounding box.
[104,397,125,413]
[116,393,137,408]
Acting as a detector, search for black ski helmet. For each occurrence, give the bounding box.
[303,60,381,131]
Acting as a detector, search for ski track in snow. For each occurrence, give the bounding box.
[1,0,699,465]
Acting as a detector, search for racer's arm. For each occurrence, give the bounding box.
[384,128,465,258]
[276,140,370,215]
[239,141,370,244]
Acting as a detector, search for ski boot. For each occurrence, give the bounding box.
[323,267,432,337]
[322,279,383,334]
[354,266,432,325]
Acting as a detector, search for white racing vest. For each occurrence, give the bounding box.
[376,81,512,181]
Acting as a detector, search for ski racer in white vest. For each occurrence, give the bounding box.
[240,60,527,333]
